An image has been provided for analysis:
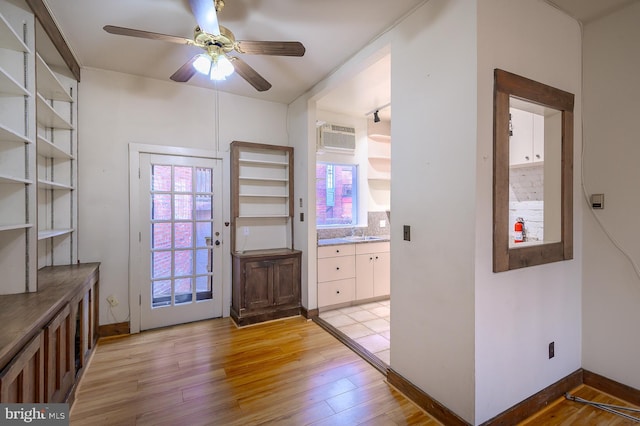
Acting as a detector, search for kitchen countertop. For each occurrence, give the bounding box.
[318,235,390,246]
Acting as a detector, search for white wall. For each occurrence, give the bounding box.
[475,1,582,423]
[78,68,288,327]
[582,2,640,391]
[390,0,477,422]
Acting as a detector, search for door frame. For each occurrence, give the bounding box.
[128,143,230,334]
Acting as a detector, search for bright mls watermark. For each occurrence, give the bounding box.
[1,404,68,425]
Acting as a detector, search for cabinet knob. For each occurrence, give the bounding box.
[336,267,340,270]
[525,156,530,161]
[336,290,340,294]
[336,250,340,253]
[536,154,541,159]
[369,257,373,261]
[375,256,379,260]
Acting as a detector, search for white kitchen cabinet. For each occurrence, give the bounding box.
[355,242,390,300]
[509,107,544,166]
[317,244,356,308]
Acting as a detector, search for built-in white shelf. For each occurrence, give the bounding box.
[0,123,31,144]
[37,228,74,240]
[239,158,289,166]
[0,173,32,184]
[0,223,32,232]
[37,179,74,190]
[36,54,73,102]
[37,134,73,159]
[0,13,30,53]
[368,134,391,142]
[238,176,288,182]
[238,214,290,219]
[0,66,30,97]
[36,94,73,129]
[239,194,289,198]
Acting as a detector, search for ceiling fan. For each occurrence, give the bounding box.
[103,0,305,92]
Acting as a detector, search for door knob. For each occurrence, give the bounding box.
[215,240,221,246]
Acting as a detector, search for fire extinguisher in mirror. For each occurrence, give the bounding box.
[514,217,526,243]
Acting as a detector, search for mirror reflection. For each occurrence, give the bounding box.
[508,98,562,248]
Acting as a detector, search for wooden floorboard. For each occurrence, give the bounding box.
[70,317,438,426]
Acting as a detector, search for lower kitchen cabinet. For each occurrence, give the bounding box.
[355,242,390,300]
[0,332,45,403]
[231,249,302,326]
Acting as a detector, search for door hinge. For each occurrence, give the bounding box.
[139,232,141,242]
[138,168,141,178]
[139,294,141,306]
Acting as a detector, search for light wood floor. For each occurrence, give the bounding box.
[70,316,439,425]
[520,384,640,425]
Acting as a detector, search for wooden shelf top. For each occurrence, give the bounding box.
[0,263,100,368]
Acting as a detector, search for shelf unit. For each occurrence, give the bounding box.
[367,121,391,211]
[35,44,77,268]
[0,1,36,294]
[230,141,301,325]
[231,141,294,252]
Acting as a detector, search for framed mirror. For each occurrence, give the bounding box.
[493,69,574,272]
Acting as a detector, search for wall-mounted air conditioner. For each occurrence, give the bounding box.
[317,123,356,152]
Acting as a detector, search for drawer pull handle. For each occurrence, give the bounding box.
[336,250,340,253]
[336,290,340,294]
[336,267,340,270]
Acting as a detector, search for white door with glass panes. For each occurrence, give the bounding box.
[139,153,223,330]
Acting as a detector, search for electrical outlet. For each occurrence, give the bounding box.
[379,219,386,228]
[549,341,555,359]
[107,295,119,307]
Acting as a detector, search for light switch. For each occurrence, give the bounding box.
[591,194,604,209]
[403,225,411,241]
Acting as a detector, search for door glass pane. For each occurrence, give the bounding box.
[196,195,212,220]
[152,194,171,220]
[174,222,193,248]
[174,166,193,192]
[152,165,171,191]
[196,276,212,294]
[152,280,171,307]
[195,249,211,274]
[174,195,193,220]
[195,222,212,247]
[152,223,172,249]
[174,250,193,276]
[175,278,193,304]
[152,251,171,279]
[196,168,212,192]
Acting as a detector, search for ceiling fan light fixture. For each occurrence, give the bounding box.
[193,54,212,75]
[210,55,234,81]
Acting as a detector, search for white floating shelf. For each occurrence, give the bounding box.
[0,223,32,232]
[0,66,30,97]
[0,173,32,184]
[0,13,30,53]
[238,176,288,182]
[38,228,74,240]
[239,194,289,198]
[237,214,290,219]
[0,123,31,144]
[368,134,391,142]
[37,179,74,190]
[36,94,73,129]
[36,54,73,102]
[37,135,73,159]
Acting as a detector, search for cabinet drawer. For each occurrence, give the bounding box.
[318,256,355,282]
[318,279,355,307]
[355,241,390,255]
[318,244,355,258]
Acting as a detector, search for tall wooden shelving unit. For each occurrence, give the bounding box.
[230,141,301,326]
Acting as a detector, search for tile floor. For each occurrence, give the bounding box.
[319,299,391,365]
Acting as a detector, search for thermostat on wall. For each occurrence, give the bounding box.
[591,194,604,209]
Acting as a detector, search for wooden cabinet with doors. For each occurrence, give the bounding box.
[230,141,301,326]
[231,249,301,326]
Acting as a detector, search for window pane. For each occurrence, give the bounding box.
[196,168,212,192]
[195,195,212,220]
[174,222,193,248]
[152,251,171,279]
[174,195,193,220]
[196,249,211,274]
[196,276,212,295]
[174,166,192,192]
[196,222,212,247]
[175,278,193,304]
[152,280,171,307]
[152,223,172,249]
[152,194,171,220]
[316,163,357,226]
[152,165,171,191]
[174,250,193,276]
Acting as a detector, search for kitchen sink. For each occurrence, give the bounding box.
[342,235,385,242]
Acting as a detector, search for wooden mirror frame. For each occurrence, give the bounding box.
[493,69,574,272]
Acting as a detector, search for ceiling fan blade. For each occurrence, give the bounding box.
[230,57,272,92]
[103,25,193,45]
[235,41,305,57]
[170,56,199,82]
[189,0,220,36]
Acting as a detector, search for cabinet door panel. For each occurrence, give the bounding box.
[244,261,273,310]
[373,252,391,297]
[355,254,374,300]
[45,304,74,403]
[0,331,44,403]
[274,257,300,306]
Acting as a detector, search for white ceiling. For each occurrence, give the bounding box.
[43,0,637,122]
